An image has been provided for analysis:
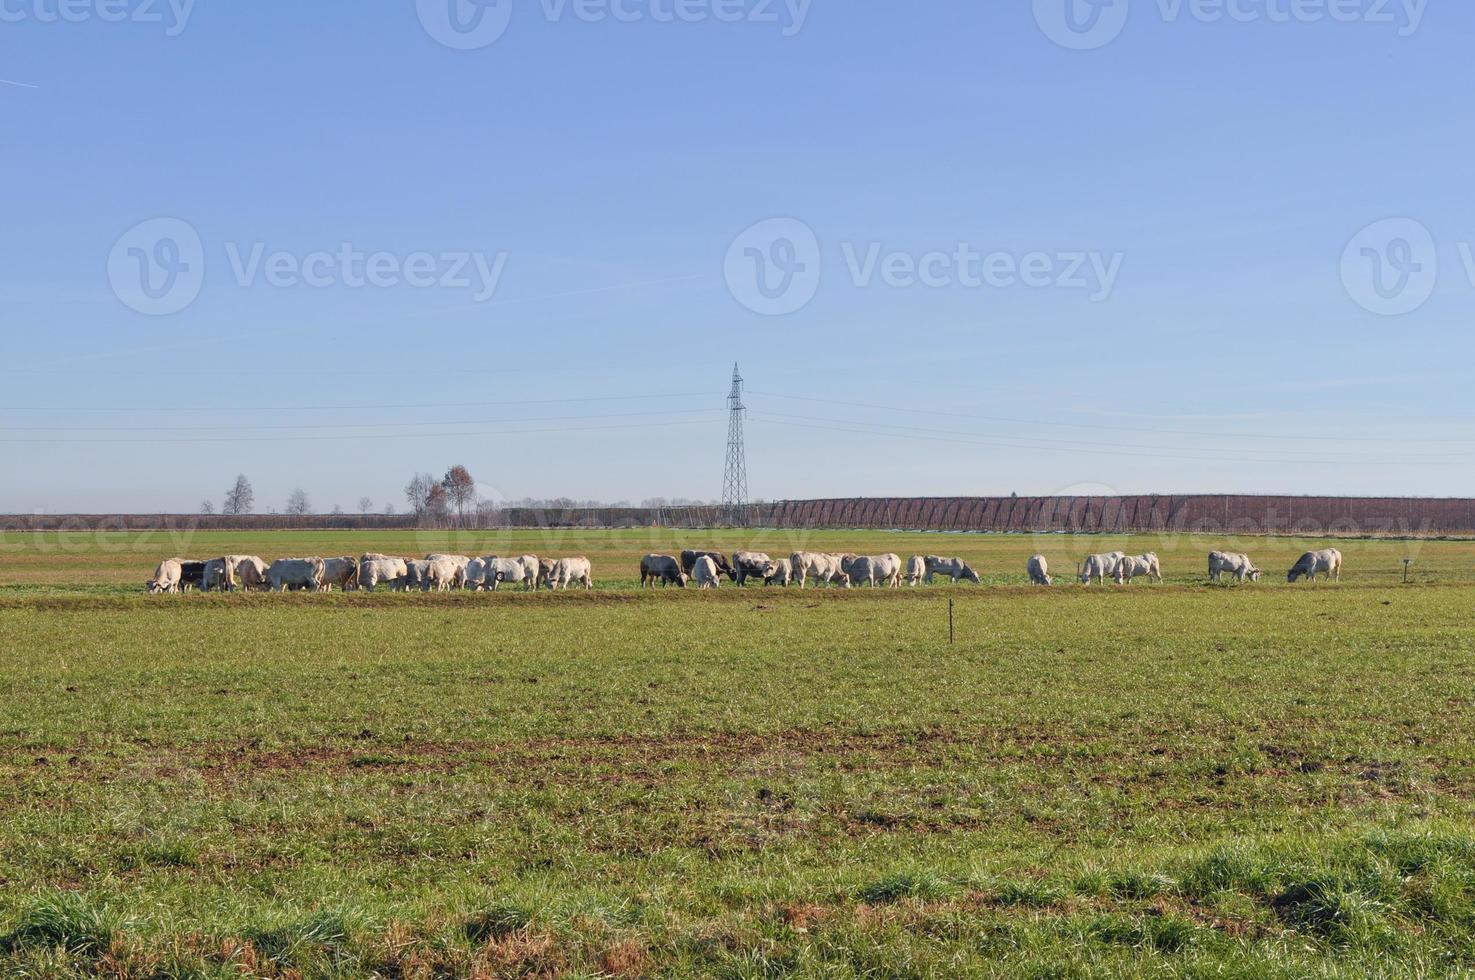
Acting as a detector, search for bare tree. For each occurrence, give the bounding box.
[223,474,254,516]
[200,500,215,515]
[385,503,396,516]
[443,465,476,527]
[331,504,344,516]
[404,473,434,517]
[426,482,451,523]
[358,496,373,515]
[285,488,311,516]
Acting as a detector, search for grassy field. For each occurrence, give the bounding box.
[1,530,1474,977]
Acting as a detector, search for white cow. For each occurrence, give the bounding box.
[552,557,593,591]
[463,558,492,591]
[268,558,324,592]
[484,557,536,591]
[1027,555,1052,586]
[870,553,903,588]
[424,558,461,592]
[509,555,540,590]
[320,557,359,591]
[791,552,850,588]
[360,558,408,592]
[147,559,183,594]
[1209,551,1260,583]
[403,560,431,591]
[923,556,980,584]
[763,557,794,587]
[732,552,774,587]
[846,554,903,588]
[426,555,472,589]
[905,556,926,586]
[1288,549,1343,583]
[225,555,270,592]
[1114,553,1163,585]
[692,555,722,589]
[1078,552,1126,585]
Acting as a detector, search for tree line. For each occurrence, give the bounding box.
[199,470,733,525]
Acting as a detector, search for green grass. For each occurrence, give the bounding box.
[0,529,1473,976]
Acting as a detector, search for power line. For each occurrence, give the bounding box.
[747,390,1475,446]
[0,418,715,446]
[748,414,1475,467]
[0,392,715,414]
[0,408,723,433]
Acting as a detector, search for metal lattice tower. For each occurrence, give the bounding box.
[722,363,748,525]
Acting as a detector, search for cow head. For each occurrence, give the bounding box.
[1247,568,1261,582]
[961,563,981,584]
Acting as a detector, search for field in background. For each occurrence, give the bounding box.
[1,531,1474,976]
[0,527,1467,589]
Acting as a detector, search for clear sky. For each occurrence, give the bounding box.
[2,0,1472,513]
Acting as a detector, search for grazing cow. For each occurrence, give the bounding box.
[1288,549,1343,583]
[731,552,773,586]
[225,555,270,592]
[763,557,794,587]
[552,557,593,591]
[537,558,557,590]
[681,550,735,581]
[482,557,534,591]
[870,553,903,588]
[923,556,980,584]
[906,556,925,586]
[403,560,431,591]
[201,557,233,592]
[842,554,901,588]
[1209,551,1260,583]
[1078,552,1126,585]
[1027,555,1052,586]
[692,555,722,589]
[845,556,880,587]
[178,560,207,593]
[508,555,540,590]
[146,559,183,594]
[360,558,408,592]
[1114,553,1163,585]
[640,555,687,588]
[268,558,324,592]
[791,552,850,588]
[463,558,492,591]
[426,555,472,589]
[424,558,461,592]
[320,557,360,591]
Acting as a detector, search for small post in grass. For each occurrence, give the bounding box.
[948,598,955,645]
[1403,558,1414,584]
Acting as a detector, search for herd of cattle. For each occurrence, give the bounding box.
[143,547,1347,594]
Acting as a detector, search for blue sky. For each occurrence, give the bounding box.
[2,0,1472,513]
